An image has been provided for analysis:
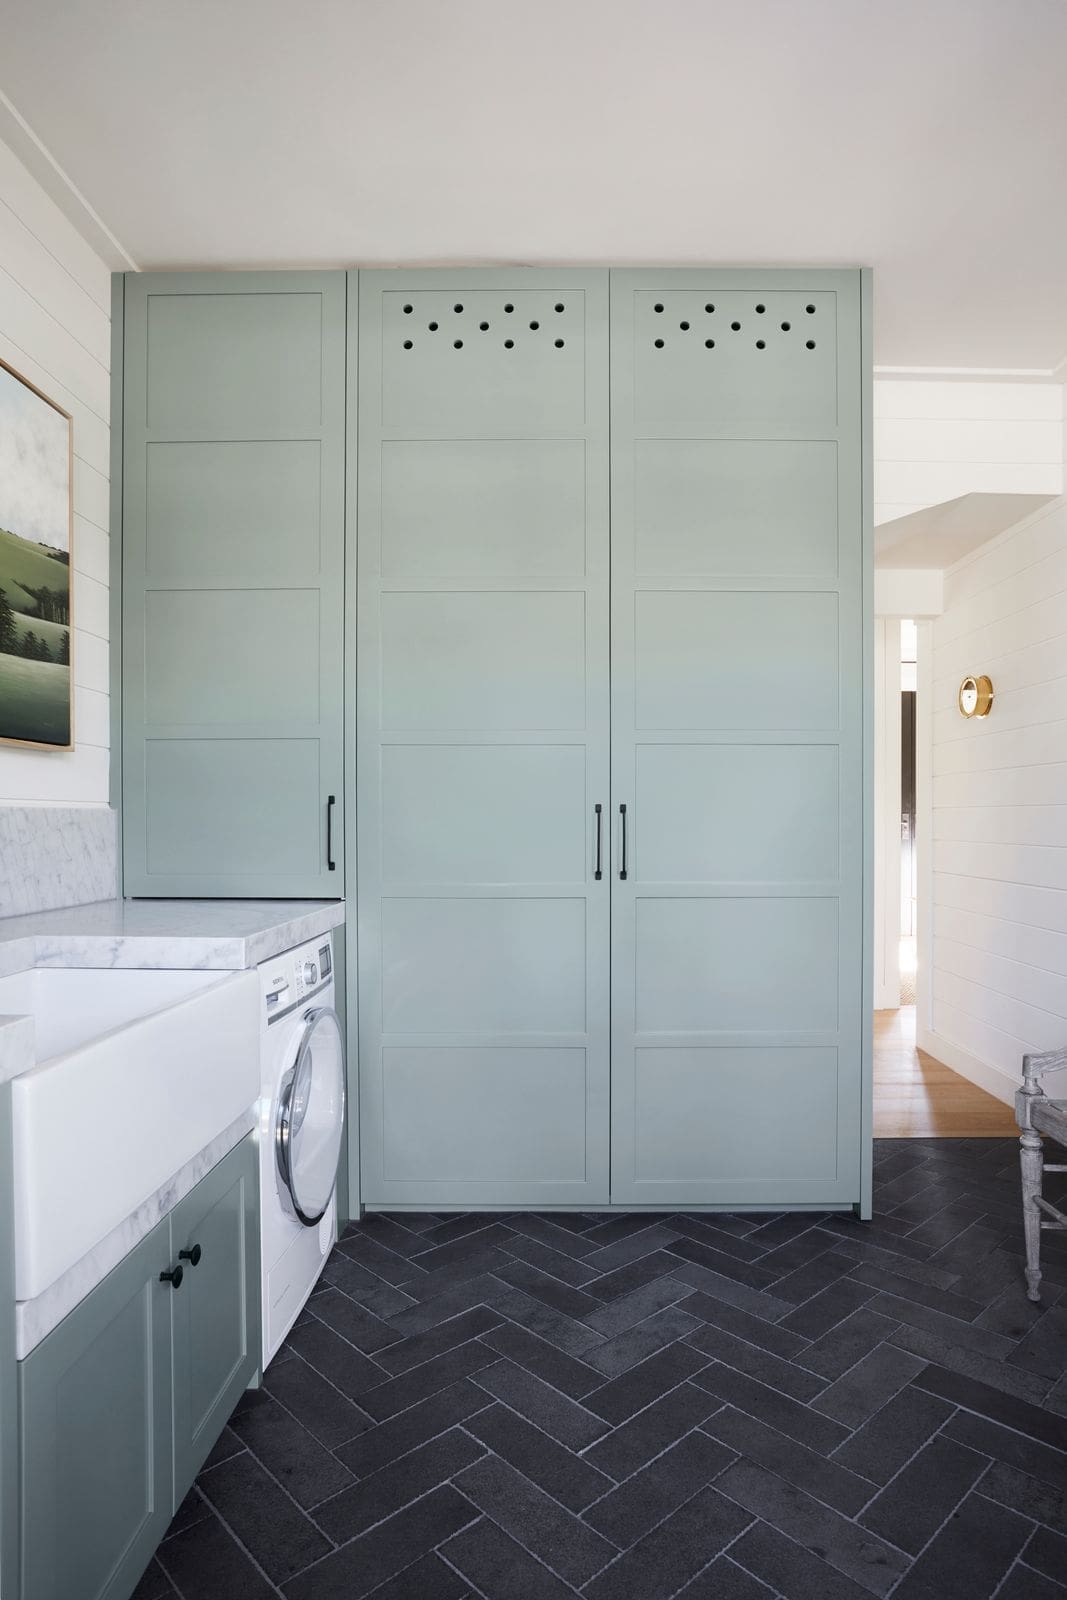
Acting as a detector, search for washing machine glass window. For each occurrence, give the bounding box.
[275,1006,345,1226]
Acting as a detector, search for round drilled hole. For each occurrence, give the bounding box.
[755,304,766,314]
[756,339,765,349]
[806,304,816,314]
[479,321,489,331]
[403,340,413,350]
[504,303,514,313]
[654,338,665,349]
[554,338,564,348]
[731,321,741,331]
[680,320,690,331]
[705,338,715,348]
[780,321,790,331]
[403,304,413,314]
[654,303,664,313]
[530,320,540,330]
[705,303,715,313]
[454,339,463,349]
[428,321,439,331]
[806,339,816,349]
[454,303,464,313]
[555,303,565,313]
[504,338,514,348]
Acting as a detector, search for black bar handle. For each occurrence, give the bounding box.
[619,804,628,881]
[160,1264,183,1290]
[594,804,603,881]
[327,794,336,872]
[179,1244,202,1267]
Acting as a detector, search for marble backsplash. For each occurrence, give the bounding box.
[0,805,118,917]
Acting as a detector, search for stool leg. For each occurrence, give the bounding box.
[1020,1128,1043,1302]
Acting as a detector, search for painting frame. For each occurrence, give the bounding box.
[0,353,74,753]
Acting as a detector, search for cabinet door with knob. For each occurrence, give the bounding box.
[119,270,346,896]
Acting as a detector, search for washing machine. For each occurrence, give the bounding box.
[258,931,346,1367]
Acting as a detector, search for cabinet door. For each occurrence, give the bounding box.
[121,271,346,896]
[355,270,611,1207]
[19,1219,173,1600]
[609,270,871,1208]
[170,1136,259,1500]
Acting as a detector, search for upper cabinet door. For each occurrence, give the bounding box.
[609,270,871,1209]
[121,272,346,897]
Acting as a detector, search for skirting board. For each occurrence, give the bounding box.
[917,1025,1017,1110]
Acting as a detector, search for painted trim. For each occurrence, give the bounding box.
[915,620,935,1041]
[109,274,124,849]
[859,265,874,1221]
[0,1084,18,1600]
[343,268,361,1221]
[873,619,902,1012]
[916,1025,1016,1108]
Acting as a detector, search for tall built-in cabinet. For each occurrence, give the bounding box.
[117,267,871,1215]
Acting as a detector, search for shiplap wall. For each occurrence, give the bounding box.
[921,495,1067,1100]
[0,133,111,804]
[873,378,1063,527]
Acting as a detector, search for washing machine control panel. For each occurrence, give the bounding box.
[262,933,334,1020]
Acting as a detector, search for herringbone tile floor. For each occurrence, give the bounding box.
[138,1139,1067,1600]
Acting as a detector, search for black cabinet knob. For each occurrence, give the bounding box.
[160,1265,184,1289]
[179,1244,202,1267]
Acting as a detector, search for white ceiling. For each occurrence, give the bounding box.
[4,0,1067,370]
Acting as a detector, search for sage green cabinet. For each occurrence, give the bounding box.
[119,271,346,897]
[18,1137,259,1600]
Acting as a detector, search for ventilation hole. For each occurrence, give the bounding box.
[454,339,463,349]
[654,303,665,313]
[403,340,413,350]
[479,321,489,331]
[780,321,790,331]
[554,303,565,313]
[705,338,715,348]
[806,339,816,349]
[756,339,766,349]
[806,304,816,313]
[428,321,439,331]
[654,338,665,348]
[403,304,413,314]
[679,320,690,331]
[755,304,766,314]
[504,303,514,313]
[454,303,464,313]
[504,338,514,348]
[554,338,565,348]
[731,321,741,331]
[530,320,540,330]
[705,303,715,313]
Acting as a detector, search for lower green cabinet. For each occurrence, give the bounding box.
[18,1135,260,1600]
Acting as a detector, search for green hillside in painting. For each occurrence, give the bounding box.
[0,524,71,746]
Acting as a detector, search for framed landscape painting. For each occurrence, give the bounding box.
[0,356,73,750]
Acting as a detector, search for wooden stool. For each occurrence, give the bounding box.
[1016,1046,1067,1302]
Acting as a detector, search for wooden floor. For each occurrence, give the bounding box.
[874,1007,1019,1137]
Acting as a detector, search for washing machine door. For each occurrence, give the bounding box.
[276,1006,346,1226]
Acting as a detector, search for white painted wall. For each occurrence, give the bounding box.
[0,133,110,805]
[919,495,1067,1103]
[873,378,1063,527]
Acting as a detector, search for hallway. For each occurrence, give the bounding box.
[875,1009,1018,1139]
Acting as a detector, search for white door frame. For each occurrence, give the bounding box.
[873,617,902,1010]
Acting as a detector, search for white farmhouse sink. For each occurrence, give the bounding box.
[2,965,260,1301]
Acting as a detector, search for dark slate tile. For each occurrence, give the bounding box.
[229,1387,355,1509]
[359,1337,496,1421]
[582,1427,735,1546]
[665,1235,780,1291]
[199,1425,244,1470]
[1024,1526,1067,1589]
[975,1285,1062,1343]
[584,1340,710,1425]
[979,1460,1067,1536]
[888,1490,1033,1600]
[674,1554,778,1600]
[757,1230,841,1282]
[320,1250,386,1297]
[495,1257,603,1319]
[487,1282,606,1355]
[799,1308,902,1381]
[581,1381,721,1481]
[716,1459,908,1596]
[304,1285,402,1353]
[284,1484,478,1599]
[163,1486,212,1541]
[399,1260,514,1312]
[370,1305,501,1376]
[197,1450,330,1583]
[681,1290,812,1359]
[850,1262,987,1322]
[341,1280,417,1320]
[286,1316,387,1398]
[585,1303,704,1377]
[130,1558,175,1599]
[359,1553,469,1599]
[463,1401,613,1512]
[333,1378,491,1480]
[859,1434,989,1554]
[407,1222,517,1273]
[702,1404,875,1517]
[584,1248,692,1303]
[509,1215,602,1258]
[913,1361,1065,1441]
[771,1249,861,1308]
[995,1564,1067,1600]
[335,1232,428,1289]
[356,1214,432,1256]
[812,1342,926,1430]
[946,1411,1067,1494]
[867,1293,1016,1358]
[583,1274,694,1336]
[439,1514,578,1600]
[480,1317,604,1398]
[581,1224,689,1276]
[685,1319,829,1402]
[664,1257,795,1321]
[584,1214,675,1249]
[315,1427,485,1543]
[415,1213,510,1249]
[157,1512,277,1600]
[693,1362,850,1455]
[831,1384,954,1486]
[729,1520,874,1600]
[263,1350,374,1448]
[473,1357,610,1449]
[582,1484,754,1600]
[375,1211,448,1234]
[454,1451,616,1585]
[667,1215,774,1264]
[778,1278,879,1340]
[496,1229,603,1284]
[1008,1305,1067,1381]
